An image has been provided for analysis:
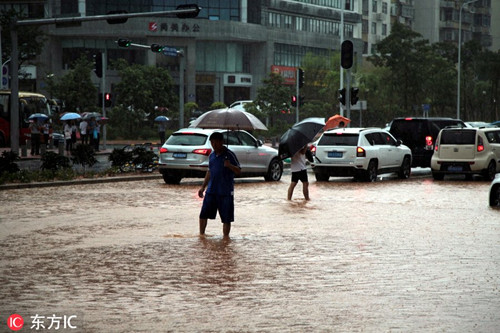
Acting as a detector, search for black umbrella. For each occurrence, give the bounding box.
[278,117,325,160]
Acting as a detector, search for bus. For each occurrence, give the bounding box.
[0,90,53,147]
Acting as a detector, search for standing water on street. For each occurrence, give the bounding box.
[0,175,499,332]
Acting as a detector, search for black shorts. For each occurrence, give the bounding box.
[291,169,308,183]
[199,193,234,223]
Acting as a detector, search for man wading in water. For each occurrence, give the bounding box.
[198,132,241,237]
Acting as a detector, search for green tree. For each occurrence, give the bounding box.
[47,55,98,114]
[0,9,46,67]
[369,22,430,114]
[108,60,178,139]
[255,73,293,127]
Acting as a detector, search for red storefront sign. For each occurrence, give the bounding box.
[271,65,297,85]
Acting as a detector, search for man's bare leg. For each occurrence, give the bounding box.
[199,218,208,235]
[223,223,231,237]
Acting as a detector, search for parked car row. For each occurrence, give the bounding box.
[158,117,499,207]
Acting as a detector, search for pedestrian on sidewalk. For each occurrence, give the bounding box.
[158,121,166,145]
[79,118,88,144]
[198,132,241,237]
[29,120,41,156]
[287,145,313,201]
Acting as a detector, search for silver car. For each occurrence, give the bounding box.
[158,128,283,184]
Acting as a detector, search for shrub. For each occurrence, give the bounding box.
[70,144,97,170]
[108,148,134,171]
[0,151,20,175]
[40,151,70,171]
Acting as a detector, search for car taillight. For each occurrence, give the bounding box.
[310,145,317,154]
[434,138,439,152]
[477,136,484,152]
[193,148,212,156]
[425,136,433,150]
[159,147,168,154]
[356,147,366,157]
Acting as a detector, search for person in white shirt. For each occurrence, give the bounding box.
[287,145,311,201]
[79,119,88,144]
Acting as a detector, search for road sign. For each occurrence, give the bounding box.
[162,46,178,57]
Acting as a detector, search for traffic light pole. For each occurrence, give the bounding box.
[346,68,351,120]
[296,68,300,123]
[101,50,107,150]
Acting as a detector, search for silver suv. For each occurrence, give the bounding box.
[311,128,412,182]
[431,127,500,180]
[158,128,283,184]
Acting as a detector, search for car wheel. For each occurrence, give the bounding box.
[364,160,377,182]
[398,156,411,179]
[490,184,500,207]
[432,172,444,180]
[315,173,329,182]
[483,161,496,181]
[264,158,283,181]
[162,171,182,185]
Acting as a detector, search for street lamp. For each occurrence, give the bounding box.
[457,0,478,120]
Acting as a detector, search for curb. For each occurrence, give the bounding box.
[0,174,162,190]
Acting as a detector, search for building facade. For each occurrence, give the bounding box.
[2,0,364,110]
[413,0,492,48]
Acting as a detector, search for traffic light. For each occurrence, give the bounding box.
[151,44,164,53]
[291,95,297,107]
[176,4,201,18]
[338,88,346,106]
[298,68,305,88]
[104,93,112,107]
[341,40,354,69]
[94,52,102,78]
[117,38,131,47]
[350,87,359,105]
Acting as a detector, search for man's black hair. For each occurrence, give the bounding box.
[209,132,224,141]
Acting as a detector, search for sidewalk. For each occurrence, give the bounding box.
[0,140,161,161]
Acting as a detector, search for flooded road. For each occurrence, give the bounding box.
[1,173,499,332]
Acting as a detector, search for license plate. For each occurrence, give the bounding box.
[173,152,187,158]
[448,165,463,172]
[328,151,343,158]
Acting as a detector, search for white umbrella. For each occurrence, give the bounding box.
[189,108,267,131]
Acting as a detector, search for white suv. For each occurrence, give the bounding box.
[158,128,283,184]
[431,127,500,180]
[311,128,412,182]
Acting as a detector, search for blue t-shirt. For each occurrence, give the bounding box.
[206,147,240,196]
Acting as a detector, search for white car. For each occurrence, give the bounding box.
[158,128,283,184]
[311,127,412,182]
[431,127,500,181]
[490,174,500,207]
[229,100,254,111]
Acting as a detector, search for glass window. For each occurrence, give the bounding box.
[319,133,359,146]
[440,130,476,145]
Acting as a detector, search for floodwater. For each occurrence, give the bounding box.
[0,173,499,332]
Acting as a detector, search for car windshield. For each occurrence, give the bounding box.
[318,133,359,146]
[440,130,476,144]
[165,133,208,145]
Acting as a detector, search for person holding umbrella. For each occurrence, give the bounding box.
[287,145,313,201]
[198,132,241,237]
